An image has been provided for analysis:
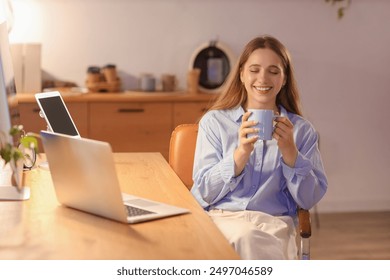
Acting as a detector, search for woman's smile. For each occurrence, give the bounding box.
[254,85,273,93]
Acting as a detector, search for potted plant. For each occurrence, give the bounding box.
[0,125,38,191]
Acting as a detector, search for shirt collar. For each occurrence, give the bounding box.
[279,105,288,117]
[232,106,246,123]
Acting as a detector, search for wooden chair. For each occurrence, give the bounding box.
[169,123,312,260]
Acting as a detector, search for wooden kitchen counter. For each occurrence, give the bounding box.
[16,91,217,159]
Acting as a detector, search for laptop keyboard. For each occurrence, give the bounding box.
[125,205,156,217]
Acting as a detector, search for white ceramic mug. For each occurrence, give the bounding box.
[247,109,278,140]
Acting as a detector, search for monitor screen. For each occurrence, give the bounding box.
[0,20,20,145]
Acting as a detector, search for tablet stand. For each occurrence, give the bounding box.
[38,110,50,170]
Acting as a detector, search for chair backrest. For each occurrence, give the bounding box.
[169,124,198,190]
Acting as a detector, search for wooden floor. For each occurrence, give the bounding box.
[309,211,390,260]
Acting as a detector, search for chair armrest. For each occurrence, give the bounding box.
[298,208,311,238]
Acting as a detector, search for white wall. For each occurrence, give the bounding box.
[9,0,390,213]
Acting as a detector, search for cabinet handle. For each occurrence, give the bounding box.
[117,108,145,113]
[11,112,20,119]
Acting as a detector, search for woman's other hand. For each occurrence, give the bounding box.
[273,115,298,167]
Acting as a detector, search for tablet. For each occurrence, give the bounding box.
[35,91,80,137]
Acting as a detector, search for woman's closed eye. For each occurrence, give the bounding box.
[268,67,281,75]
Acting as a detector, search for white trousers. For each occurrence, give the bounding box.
[208,209,297,260]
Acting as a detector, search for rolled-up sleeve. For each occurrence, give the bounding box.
[191,112,245,207]
[281,126,328,210]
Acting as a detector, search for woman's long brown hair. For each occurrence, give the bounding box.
[209,36,303,116]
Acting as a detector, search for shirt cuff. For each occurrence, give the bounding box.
[282,152,313,182]
[219,153,245,190]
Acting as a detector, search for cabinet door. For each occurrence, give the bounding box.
[18,103,47,135]
[173,102,210,128]
[89,102,172,158]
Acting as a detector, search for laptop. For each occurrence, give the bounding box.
[35,91,80,137]
[40,130,190,223]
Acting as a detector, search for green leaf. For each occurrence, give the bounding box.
[20,135,39,152]
[11,147,24,162]
[0,146,12,163]
[9,125,23,137]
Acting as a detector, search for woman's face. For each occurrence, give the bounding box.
[240,48,286,110]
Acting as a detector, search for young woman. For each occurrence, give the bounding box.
[191,36,328,259]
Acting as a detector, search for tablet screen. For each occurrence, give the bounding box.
[37,95,79,136]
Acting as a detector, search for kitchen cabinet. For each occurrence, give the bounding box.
[173,101,210,128]
[18,101,88,151]
[16,92,216,159]
[89,102,172,158]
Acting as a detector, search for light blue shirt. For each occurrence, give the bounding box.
[191,106,328,217]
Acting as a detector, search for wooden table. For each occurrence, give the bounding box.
[0,153,239,260]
